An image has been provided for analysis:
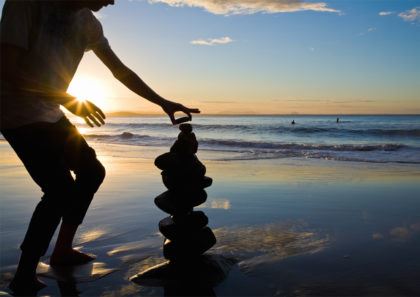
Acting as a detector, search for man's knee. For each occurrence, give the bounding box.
[93,160,106,188]
[77,159,106,193]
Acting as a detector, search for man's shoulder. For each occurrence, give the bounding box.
[76,8,101,25]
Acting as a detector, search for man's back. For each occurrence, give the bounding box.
[0,0,108,129]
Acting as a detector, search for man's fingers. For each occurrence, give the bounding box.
[95,107,106,119]
[86,101,106,119]
[187,108,200,114]
[94,111,106,125]
[84,117,94,128]
[167,112,175,125]
[87,114,101,127]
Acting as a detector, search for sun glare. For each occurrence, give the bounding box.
[68,75,109,106]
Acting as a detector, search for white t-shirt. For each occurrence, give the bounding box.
[0,0,109,129]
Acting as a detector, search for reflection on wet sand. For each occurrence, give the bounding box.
[373,221,420,242]
[36,262,118,297]
[78,228,108,245]
[37,261,118,283]
[198,198,231,210]
[213,223,329,268]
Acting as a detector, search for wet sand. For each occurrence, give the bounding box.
[1,141,420,296]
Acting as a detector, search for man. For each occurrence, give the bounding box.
[0,0,200,293]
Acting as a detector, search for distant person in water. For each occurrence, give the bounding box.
[0,0,199,293]
[291,120,296,125]
[337,117,340,123]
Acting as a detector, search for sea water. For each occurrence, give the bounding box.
[63,115,420,164]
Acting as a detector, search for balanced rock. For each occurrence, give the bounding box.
[179,123,193,134]
[154,190,207,215]
[162,172,212,192]
[163,227,217,261]
[155,154,206,177]
[152,123,217,262]
[159,212,209,240]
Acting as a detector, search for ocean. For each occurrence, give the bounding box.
[71,115,420,164]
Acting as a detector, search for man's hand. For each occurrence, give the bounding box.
[161,100,200,125]
[63,99,106,127]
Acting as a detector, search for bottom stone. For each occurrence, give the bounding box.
[130,254,237,288]
[163,227,217,261]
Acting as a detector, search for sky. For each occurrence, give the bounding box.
[2,0,420,114]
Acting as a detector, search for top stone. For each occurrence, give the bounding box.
[179,123,193,134]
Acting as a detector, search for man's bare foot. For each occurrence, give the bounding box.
[9,275,46,296]
[50,249,96,266]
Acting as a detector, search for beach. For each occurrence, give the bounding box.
[1,115,420,296]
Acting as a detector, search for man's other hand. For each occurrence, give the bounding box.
[63,99,106,127]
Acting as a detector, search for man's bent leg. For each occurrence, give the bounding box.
[50,118,106,265]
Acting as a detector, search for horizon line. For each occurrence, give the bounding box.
[106,111,420,117]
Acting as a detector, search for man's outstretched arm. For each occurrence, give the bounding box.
[93,44,200,124]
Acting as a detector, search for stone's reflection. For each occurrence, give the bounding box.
[130,254,236,297]
[213,223,328,266]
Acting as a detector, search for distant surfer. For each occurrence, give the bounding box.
[291,120,296,125]
[336,117,340,123]
[0,0,200,294]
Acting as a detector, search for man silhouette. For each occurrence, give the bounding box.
[0,0,200,293]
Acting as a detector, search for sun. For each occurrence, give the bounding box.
[67,75,110,107]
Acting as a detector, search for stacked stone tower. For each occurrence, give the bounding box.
[154,124,216,261]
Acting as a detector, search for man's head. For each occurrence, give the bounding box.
[64,0,115,12]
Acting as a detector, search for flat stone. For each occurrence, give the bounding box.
[154,192,192,215]
[154,191,208,215]
[163,227,217,260]
[202,176,213,188]
[154,152,181,170]
[155,153,205,176]
[172,210,209,226]
[179,123,193,133]
[162,173,211,192]
[159,212,209,240]
[130,254,237,287]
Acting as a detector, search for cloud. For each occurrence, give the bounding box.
[379,11,392,16]
[148,0,340,15]
[398,7,420,22]
[358,27,376,36]
[191,36,234,46]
